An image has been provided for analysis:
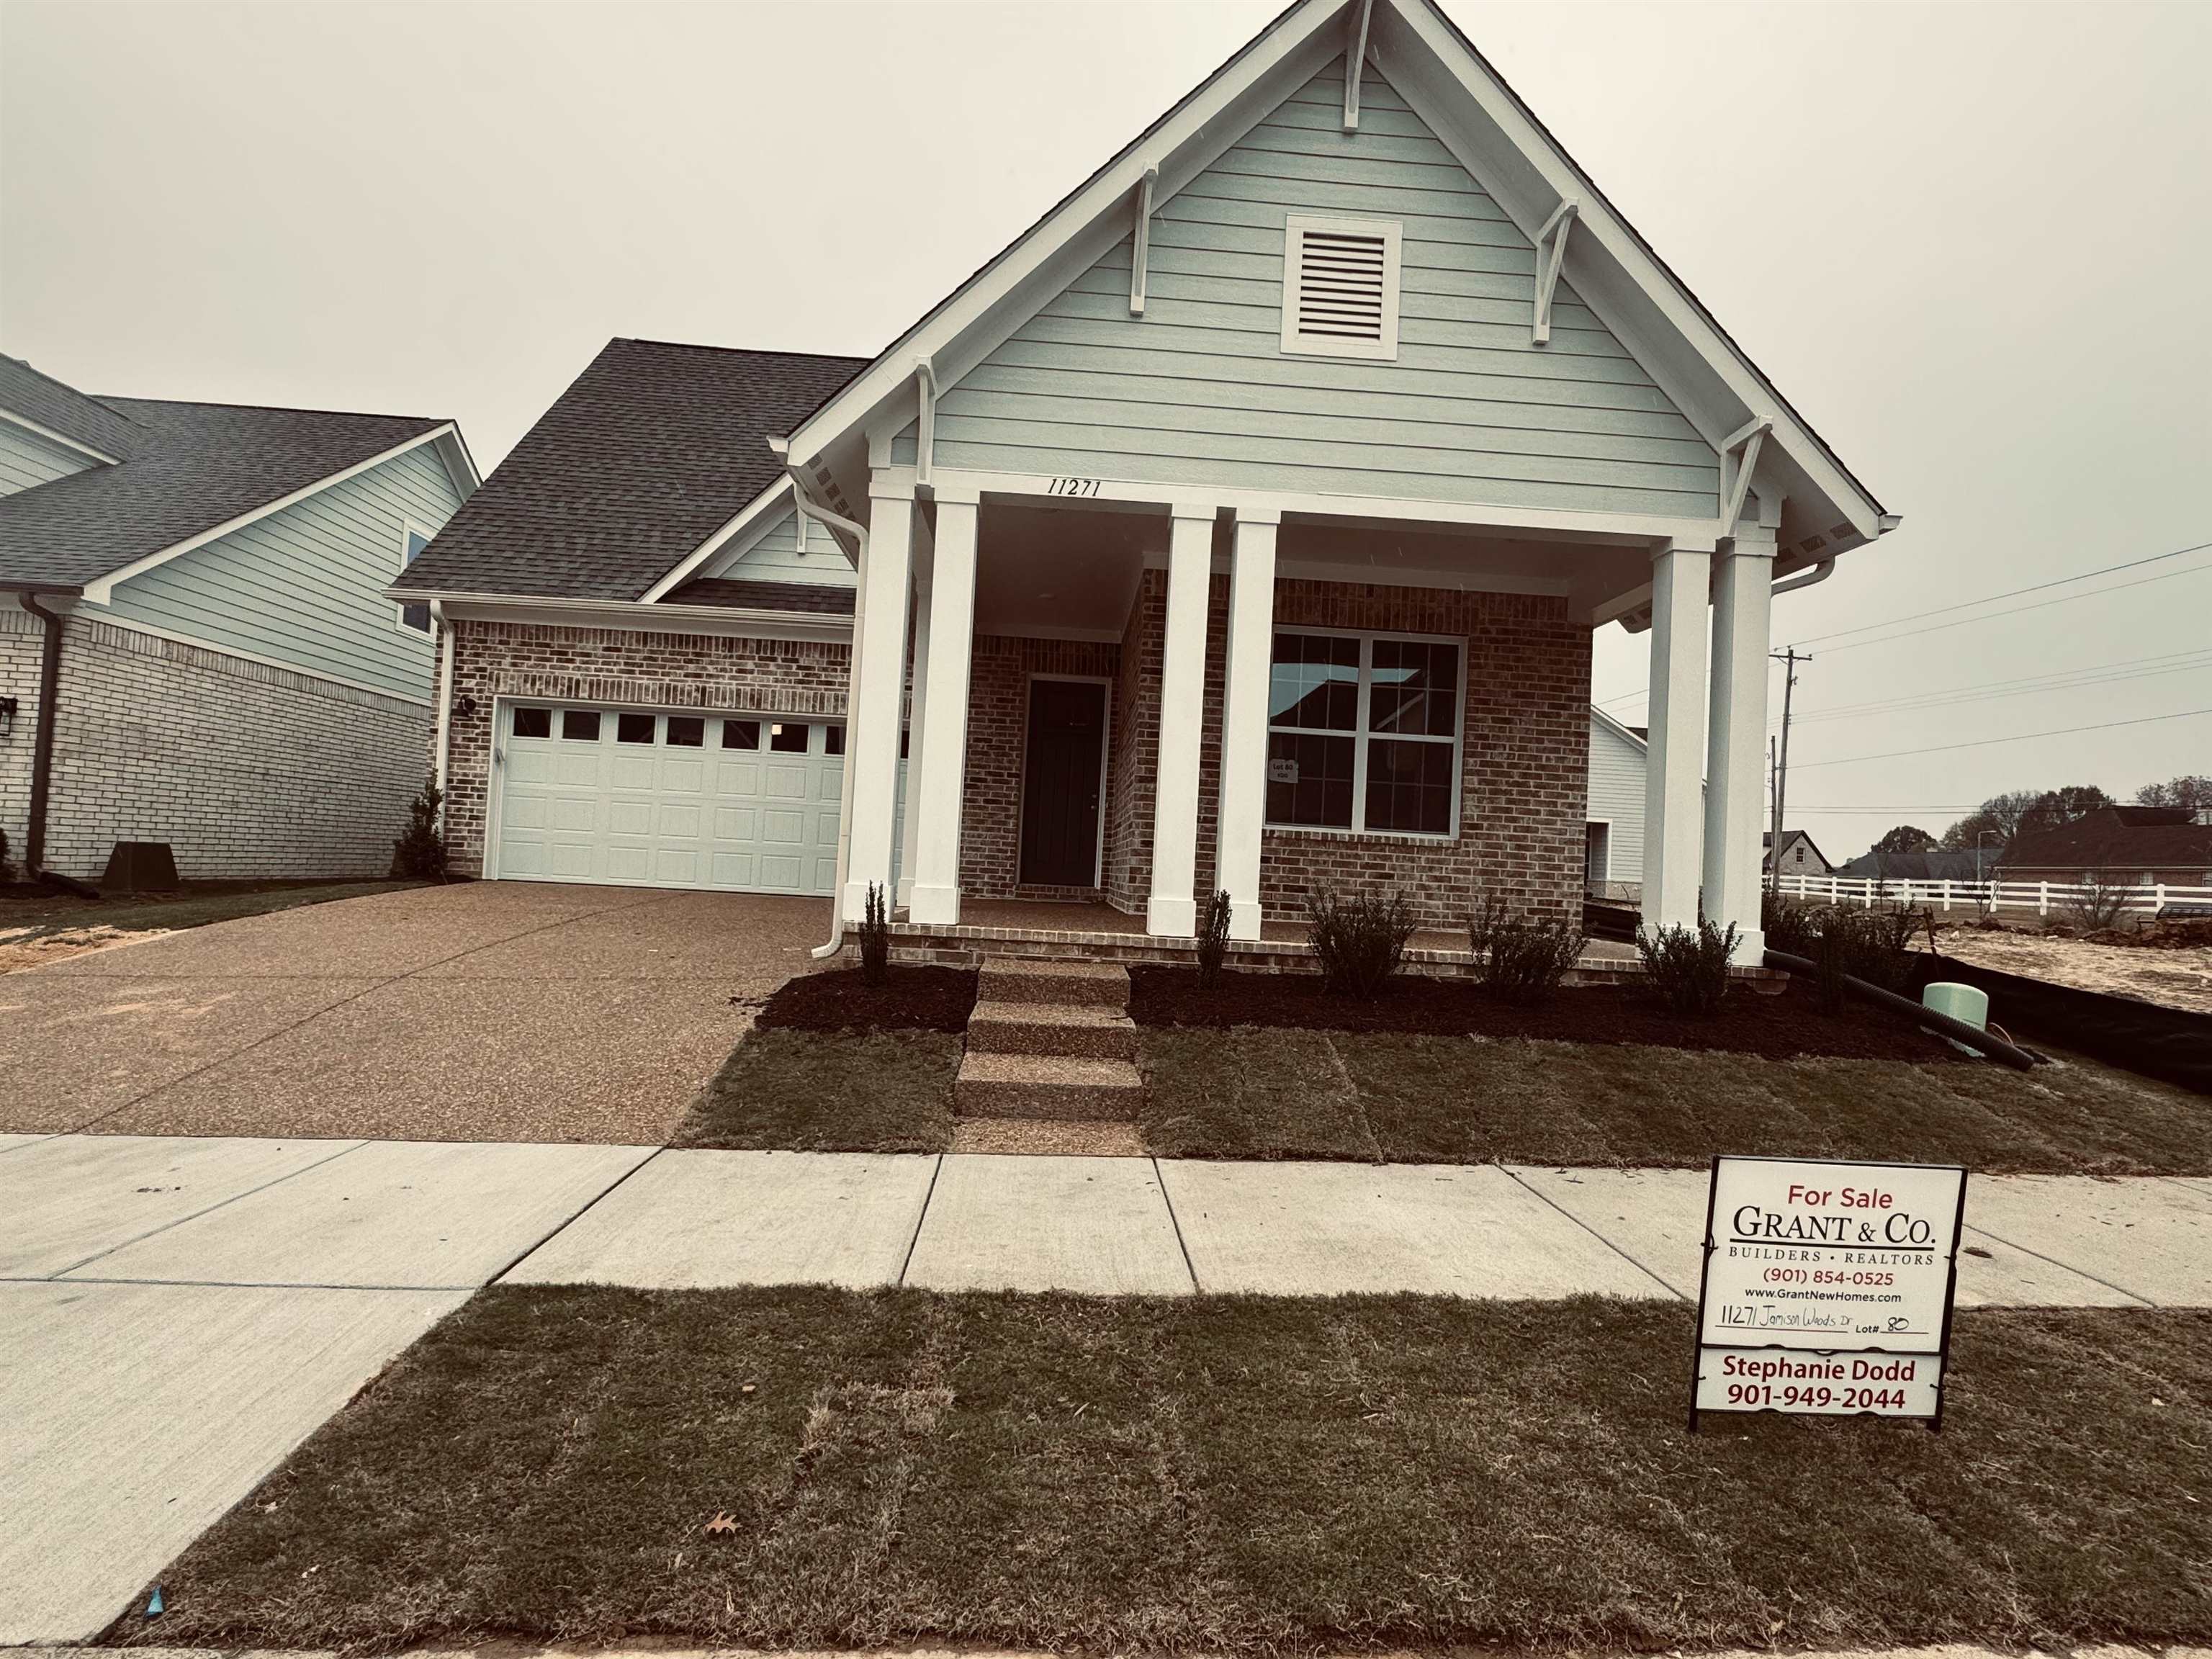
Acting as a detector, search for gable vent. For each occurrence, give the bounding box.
[1281,214,1401,360]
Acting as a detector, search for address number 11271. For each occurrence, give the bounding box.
[1046,476,1102,498]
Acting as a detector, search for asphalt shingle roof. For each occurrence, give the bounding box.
[0,365,449,590]
[0,354,143,459]
[396,338,867,603]
[665,577,855,615]
[2002,808,2212,871]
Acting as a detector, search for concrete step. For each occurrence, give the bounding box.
[955,1051,1143,1122]
[965,999,1138,1061]
[949,1118,1147,1156]
[977,958,1130,1011]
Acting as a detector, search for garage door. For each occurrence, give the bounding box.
[491,702,845,893]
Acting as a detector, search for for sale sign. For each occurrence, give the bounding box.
[1690,1155,1966,1429]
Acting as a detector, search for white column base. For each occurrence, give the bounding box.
[907,882,961,927]
[1729,926,1766,967]
[895,876,916,909]
[1228,898,1263,941]
[1146,894,1196,937]
[841,878,884,923]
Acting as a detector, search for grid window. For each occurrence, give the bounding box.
[1264,631,1460,836]
[511,706,552,739]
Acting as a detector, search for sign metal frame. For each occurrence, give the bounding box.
[1687,1154,1968,1434]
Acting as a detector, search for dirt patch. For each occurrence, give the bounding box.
[0,924,172,974]
[753,964,979,1033]
[1925,927,2212,1015]
[1130,966,1958,1062]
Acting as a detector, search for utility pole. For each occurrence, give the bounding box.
[1768,647,1809,891]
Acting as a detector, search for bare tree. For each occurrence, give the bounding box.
[2063,871,2131,930]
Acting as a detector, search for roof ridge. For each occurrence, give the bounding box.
[611,336,872,367]
[94,393,449,425]
[1,352,149,428]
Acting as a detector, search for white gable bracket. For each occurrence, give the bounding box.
[1129,167,1158,315]
[1342,0,1375,130]
[913,357,938,487]
[1719,417,1771,537]
[1531,199,1578,346]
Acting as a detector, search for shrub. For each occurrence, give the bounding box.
[1469,893,1586,1005]
[1794,903,1923,1012]
[1634,919,1737,1017]
[1306,886,1417,999]
[2065,871,2131,930]
[390,778,447,881]
[1196,889,1233,990]
[858,881,891,986]
[1760,889,1822,957]
[0,826,11,883]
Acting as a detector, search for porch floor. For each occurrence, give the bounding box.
[878,898,1686,984]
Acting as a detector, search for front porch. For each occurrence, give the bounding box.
[832,475,1781,966]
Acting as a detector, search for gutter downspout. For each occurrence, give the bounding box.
[1768,557,1835,598]
[770,446,869,962]
[17,591,65,874]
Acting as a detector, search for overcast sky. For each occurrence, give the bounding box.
[4,1,2207,863]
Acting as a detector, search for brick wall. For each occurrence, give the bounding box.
[0,609,431,881]
[958,634,1122,900]
[1103,575,1161,912]
[439,619,851,877]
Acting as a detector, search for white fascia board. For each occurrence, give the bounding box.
[780,0,1344,471]
[0,405,122,466]
[1376,0,1888,545]
[1590,703,1649,752]
[435,426,485,498]
[80,423,463,605]
[436,590,852,645]
[638,477,801,602]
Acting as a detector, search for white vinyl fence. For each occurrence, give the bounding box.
[1774,873,2212,920]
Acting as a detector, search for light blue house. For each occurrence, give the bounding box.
[0,354,478,882]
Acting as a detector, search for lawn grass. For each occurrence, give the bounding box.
[113,1288,2212,1655]
[673,1028,960,1151]
[0,878,421,943]
[1141,1028,2212,1174]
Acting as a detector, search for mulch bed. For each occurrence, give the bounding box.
[1129,966,1959,1062]
[752,964,978,1033]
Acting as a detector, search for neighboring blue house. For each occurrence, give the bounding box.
[0,354,479,882]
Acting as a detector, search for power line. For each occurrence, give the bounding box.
[1786,537,2212,648]
[1788,706,2212,770]
[1803,562,2212,657]
[1779,650,2212,727]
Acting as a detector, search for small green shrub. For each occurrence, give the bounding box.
[390,777,447,881]
[1469,893,1586,1005]
[1196,889,1233,990]
[0,826,12,882]
[1761,889,1822,957]
[858,881,891,986]
[1634,919,1737,1017]
[1306,886,1417,1000]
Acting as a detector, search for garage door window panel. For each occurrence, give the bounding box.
[769,722,809,754]
[722,719,760,750]
[512,706,552,739]
[562,710,602,742]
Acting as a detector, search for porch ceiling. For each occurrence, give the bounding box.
[972,500,1156,639]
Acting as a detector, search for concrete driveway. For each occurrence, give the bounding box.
[0,881,832,1145]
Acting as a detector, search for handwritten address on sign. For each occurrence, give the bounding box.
[1691,1155,1967,1424]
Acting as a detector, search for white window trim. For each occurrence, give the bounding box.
[1265,625,1462,841]
[395,518,435,636]
[1279,212,1403,361]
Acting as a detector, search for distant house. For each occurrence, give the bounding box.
[2000,806,2212,888]
[0,354,479,882]
[1583,706,1647,899]
[1832,848,1992,884]
[1765,828,1832,878]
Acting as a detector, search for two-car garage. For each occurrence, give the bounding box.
[489,701,847,894]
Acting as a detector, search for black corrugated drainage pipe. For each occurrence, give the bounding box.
[17,590,65,873]
[1763,948,2038,1071]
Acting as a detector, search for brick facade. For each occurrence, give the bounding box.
[438,619,852,878]
[957,634,1123,901]
[0,607,431,881]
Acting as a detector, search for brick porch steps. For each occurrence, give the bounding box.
[956,960,1143,1122]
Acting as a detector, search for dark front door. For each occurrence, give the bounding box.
[1019,678,1106,886]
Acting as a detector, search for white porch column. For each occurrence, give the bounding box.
[842,477,914,922]
[1217,508,1279,941]
[1639,539,1712,934]
[1146,503,1216,936]
[895,562,931,909]
[1701,533,1776,963]
[907,486,979,927]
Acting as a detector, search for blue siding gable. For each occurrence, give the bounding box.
[902,58,1719,519]
[0,421,100,498]
[90,441,464,701]
[723,507,856,588]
